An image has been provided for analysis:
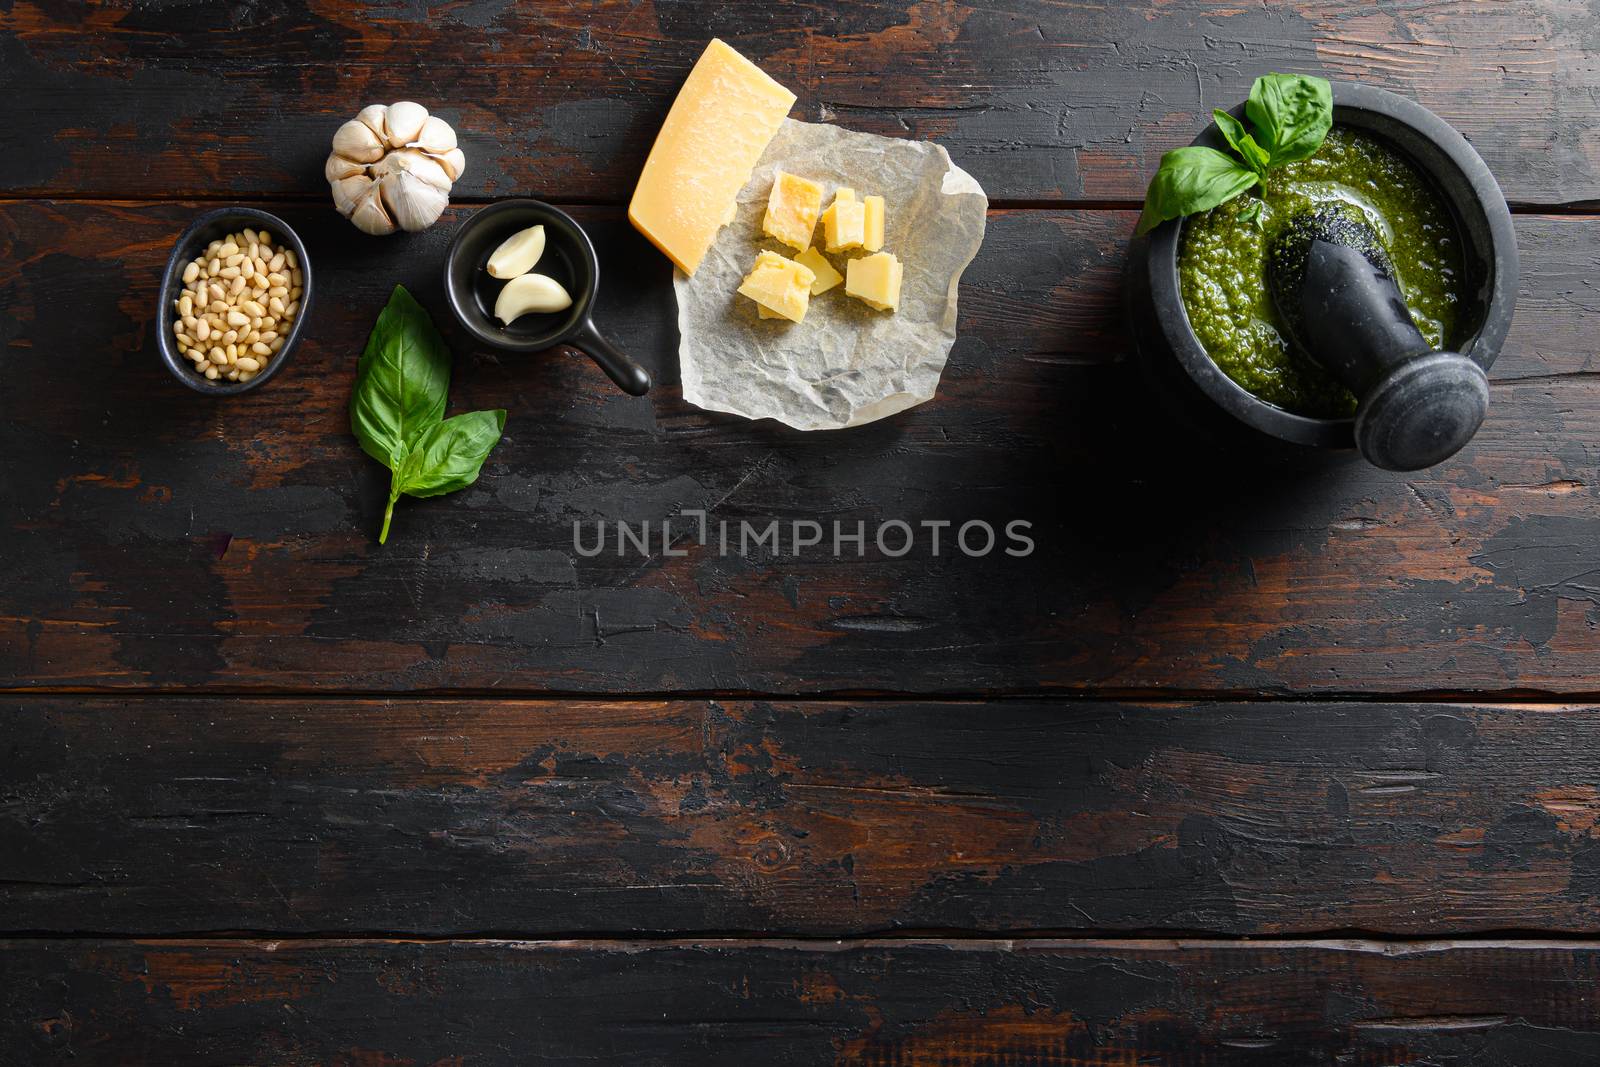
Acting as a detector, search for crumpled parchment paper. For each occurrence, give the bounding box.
[675,118,988,430]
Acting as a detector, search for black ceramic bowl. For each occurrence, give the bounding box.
[156,207,312,395]
[1127,82,1518,451]
[443,199,651,396]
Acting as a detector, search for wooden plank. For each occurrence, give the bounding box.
[5,936,1600,1064]
[2,1,1597,205]
[0,203,1593,697]
[10,697,1600,936]
[2,201,1598,695]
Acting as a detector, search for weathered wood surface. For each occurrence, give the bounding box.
[2,202,1597,695]
[9,696,1600,937]
[6,936,1600,1065]
[3,0,1598,206]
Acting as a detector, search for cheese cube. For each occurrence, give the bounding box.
[739,250,815,323]
[763,171,824,251]
[629,40,797,276]
[845,251,902,312]
[821,188,866,252]
[794,247,843,295]
[862,195,885,252]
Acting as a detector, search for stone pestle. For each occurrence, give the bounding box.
[1266,203,1489,471]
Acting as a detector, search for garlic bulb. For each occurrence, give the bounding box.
[326,101,466,236]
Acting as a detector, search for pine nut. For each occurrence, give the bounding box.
[269,253,285,272]
[269,337,284,352]
[259,233,272,248]
[204,366,219,380]
[182,261,200,284]
[284,300,298,318]
[268,286,288,299]
[194,319,210,341]
[237,356,261,371]
[209,347,226,364]
[250,342,270,357]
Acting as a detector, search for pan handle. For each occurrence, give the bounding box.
[569,316,651,396]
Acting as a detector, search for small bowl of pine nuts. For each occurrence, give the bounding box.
[158,207,311,394]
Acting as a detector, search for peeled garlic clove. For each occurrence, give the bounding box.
[331,174,375,216]
[384,101,429,148]
[410,115,457,154]
[380,169,449,233]
[495,273,573,324]
[332,119,384,163]
[486,225,546,279]
[431,147,467,183]
[350,184,397,236]
[325,151,366,183]
[356,103,389,138]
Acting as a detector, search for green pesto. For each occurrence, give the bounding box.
[1177,127,1466,418]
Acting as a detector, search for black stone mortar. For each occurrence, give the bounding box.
[1124,82,1518,460]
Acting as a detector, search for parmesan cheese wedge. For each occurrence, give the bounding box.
[628,39,797,276]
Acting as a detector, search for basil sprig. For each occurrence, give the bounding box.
[1136,73,1332,235]
[351,285,506,543]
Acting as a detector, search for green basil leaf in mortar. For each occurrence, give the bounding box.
[1246,72,1333,166]
[1135,146,1259,235]
[350,285,450,468]
[1212,109,1271,176]
[395,409,507,499]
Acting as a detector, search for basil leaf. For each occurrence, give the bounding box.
[1246,72,1332,166]
[1213,109,1271,176]
[350,285,450,468]
[395,409,507,498]
[1135,147,1259,235]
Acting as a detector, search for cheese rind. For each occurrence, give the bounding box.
[845,251,902,312]
[821,188,866,252]
[629,39,796,275]
[862,195,885,252]
[763,171,824,251]
[794,247,843,295]
[739,250,815,323]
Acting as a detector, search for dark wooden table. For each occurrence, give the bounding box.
[4,2,1600,1062]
